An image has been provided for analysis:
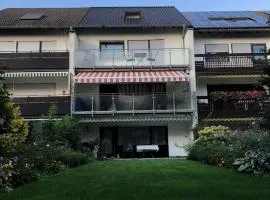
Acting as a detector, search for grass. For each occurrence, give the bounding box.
[1,160,270,200]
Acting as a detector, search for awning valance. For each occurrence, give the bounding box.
[74,70,189,84]
[1,72,69,78]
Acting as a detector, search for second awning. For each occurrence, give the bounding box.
[75,70,189,84]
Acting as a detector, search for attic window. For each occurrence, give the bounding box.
[20,13,44,20]
[125,11,142,19]
[209,17,256,22]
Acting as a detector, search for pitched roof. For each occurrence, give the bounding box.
[78,7,191,28]
[182,11,270,29]
[0,8,89,29]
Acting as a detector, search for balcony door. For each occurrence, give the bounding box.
[128,40,165,66]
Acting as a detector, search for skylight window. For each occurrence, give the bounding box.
[20,13,45,20]
[208,17,256,22]
[125,11,142,19]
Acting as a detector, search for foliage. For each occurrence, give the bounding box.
[209,90,264,102]
[188,143,239,168]
[187,124,270,175]
[197,125,230,144]
[18,144,62,173]
[233,150,270,175]
[0,156,37,192]
[57,150,89,168]
[259,48,270,129]
[31,106,80,149]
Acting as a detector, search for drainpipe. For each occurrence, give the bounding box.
[69,26,77,117]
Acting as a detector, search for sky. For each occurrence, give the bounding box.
[0,0,270,11]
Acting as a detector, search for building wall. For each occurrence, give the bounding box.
[168,122,191,157]
[194,32,269,96]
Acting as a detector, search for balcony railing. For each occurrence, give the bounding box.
[75,49,190,69]
[12,96,71,117]
[73,93,192,115]
[197,96,264,119]
[195,53,267,72]
[0,51,69,71]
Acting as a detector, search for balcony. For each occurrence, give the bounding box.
[195,53,267,73]
[0,51,69,71]
[12,96,71,118]
[75,49,190,70]
[73,93,192,116]
[197,96,264,119]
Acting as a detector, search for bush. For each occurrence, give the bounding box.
[188,143,240,168]
[18,144,62,173]
[0,156,37,192]
[57,150,89,168]
[233,150,270,175]
[197,125,230,144]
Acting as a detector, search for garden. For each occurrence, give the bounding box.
[186,124,270,175]
[0,78,98,192]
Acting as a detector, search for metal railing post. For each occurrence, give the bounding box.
[173,93,176,116]
[91,94,94,117]
[152,93,155,114]
[132,93,135,116]
[112,94,115,116]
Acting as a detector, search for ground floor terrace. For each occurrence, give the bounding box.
[79,121,193,158]
[1,160,269,200]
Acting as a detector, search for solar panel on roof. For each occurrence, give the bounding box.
[182,11,270,28]
[20,13,44,20]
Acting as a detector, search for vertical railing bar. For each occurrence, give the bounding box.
[173,92,176,116]
[112,94,115,116]
[152,92,155,114]
[91,94,94,117]
[132,93,135,116]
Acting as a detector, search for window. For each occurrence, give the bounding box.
[232,43,252,54]
[20,13,44,20]
[208,17,256,22]
[0,41,16,52]
[6,83,56,97]
[252,44,266,60]
[125,11,142,19]
[205,44,229,54]
[41,41,57,52]
[100,41,124,59]
[205,44,229,62]
[17,41,40,52]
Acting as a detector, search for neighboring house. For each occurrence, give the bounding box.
[0,7,269,158]
[183,11,270,127]
[0,8,89,118]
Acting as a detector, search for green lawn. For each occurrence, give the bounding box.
[1,160,270,200]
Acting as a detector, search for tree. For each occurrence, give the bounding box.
[0,70,29,154]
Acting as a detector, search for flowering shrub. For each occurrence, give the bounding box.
[187,124,270,175]
[197,125,230,144]
[210,90,265,102]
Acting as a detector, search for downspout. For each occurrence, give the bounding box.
[182,24,187,48]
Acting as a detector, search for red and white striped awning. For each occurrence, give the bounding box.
[74,71,189,84]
